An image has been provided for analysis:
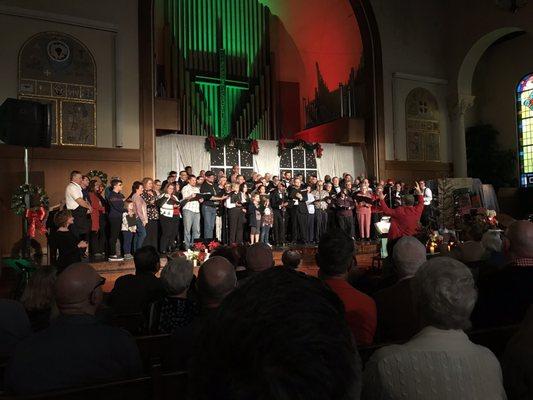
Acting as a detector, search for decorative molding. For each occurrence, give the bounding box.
[447,94,476,121]
[385,160,453,172]
[0,145,141,162]
[0,5,118,32]
[393,72,448,86]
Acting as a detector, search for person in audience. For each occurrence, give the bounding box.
[448,224,486,264]
[378,181,424,243]
[182,175,204,249]
[481,229,506,268]
[242,242,274,281]
[281,249,302,269]
[20,265,58,332]
[52,210,88,273]
[121,200,137,260]
[0,296,31,356]
[107,178,125,262]
[141,178,160,249]
[317,231,377,345]
[190,268,362,400]
[108,246,165,329]
[167,256,237,370]
[209,246,238,267]
[148,257,197,334]
[363,257,506,400]
[64,170,92,240]
[502,305,533,400]
[129,181,147,251]
[472,220,533,328]
[87,180,107,258]
[5,263,142,395]
[373,236,426,342]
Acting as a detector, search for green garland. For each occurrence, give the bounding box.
[278,139,323,158]
[11,184,49,216]
[204,136,259,154]
[87,170,108,185]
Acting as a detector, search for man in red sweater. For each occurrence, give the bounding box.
[379,182,425,241]
[317,231,377,346]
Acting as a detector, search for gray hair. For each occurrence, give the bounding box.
[481,231,502,252]
[393,236,427,278]
[414,257,477,330]
[160,257,194,295]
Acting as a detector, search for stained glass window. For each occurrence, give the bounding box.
[517,73,533,188]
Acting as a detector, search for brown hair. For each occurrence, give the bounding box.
[54,209,73,227]
[21,265,57,311]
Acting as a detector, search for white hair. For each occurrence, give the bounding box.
[414,257,477,330]
[161,257,194,295]
[392,236,427,278]
[481,231,502,253]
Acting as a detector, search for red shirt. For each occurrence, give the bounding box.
[325,278,377,346]
[379,195,424,240]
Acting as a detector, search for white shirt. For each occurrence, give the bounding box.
[65,182,83,210]
[363,326,507,400]
[306,193,315,214]
[181,184,200,213]
[423,187,433,205]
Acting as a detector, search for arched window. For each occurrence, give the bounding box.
[279,148,317,179]
[405,88,440,161]
[517,73,533,188]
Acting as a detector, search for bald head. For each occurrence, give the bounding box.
[507,220,533,259]
[197,256,237,307]
[55,263,103,315]
[393,236,427,278]
[246,243,274,272]
[281,250,302,269]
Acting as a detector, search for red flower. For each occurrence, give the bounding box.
[250,140,259,155]
[208,135,217,150]
[197,252,206,262]
[193,242,206,251]
[208,241,221,251]
[316,143,323,158]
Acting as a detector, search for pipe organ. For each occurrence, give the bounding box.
[160,0,275,139]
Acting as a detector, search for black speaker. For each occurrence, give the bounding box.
[0,98,52,148]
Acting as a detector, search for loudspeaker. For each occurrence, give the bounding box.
[0,98,51,148]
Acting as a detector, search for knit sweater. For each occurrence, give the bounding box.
[362,326,507,400]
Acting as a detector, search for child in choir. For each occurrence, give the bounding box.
[248,193,261,244]
[260,197,273,245]
[121,200,137,260]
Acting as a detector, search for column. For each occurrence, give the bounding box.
[448,94,475,178]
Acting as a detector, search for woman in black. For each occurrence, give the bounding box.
[52,210,88,273]
[157,183,180,254]
[141,178,160,248]
[225,183,245,244]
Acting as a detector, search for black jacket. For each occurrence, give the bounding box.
[288,187,309,214]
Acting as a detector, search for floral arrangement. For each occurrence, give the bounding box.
[87,170,108,185]
[208,240,221,251]
[205,136,259,155]
[184,249,207,265]
[278,138,323,158]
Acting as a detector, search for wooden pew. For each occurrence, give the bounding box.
[136,334,172,372]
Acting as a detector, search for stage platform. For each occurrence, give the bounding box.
[92,242,378,293]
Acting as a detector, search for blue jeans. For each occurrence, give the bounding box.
[134,219,147,252]
[123,231,134,255]
[202,205,217,240]
[183,209,201,249]
[260,225,271,244]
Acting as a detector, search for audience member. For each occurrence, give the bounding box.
[148,257,197,334]
[472,220,533,328]
[108,246,165,330]
[281,249,302,269]
[373,236,426,342]
[363,257,506,400]
[5,263,142,395]
[317,231,377,346]
[240,242,274,281]
[502,305,533,400]
[20,265,58,332]
[167,256,237,370]
[190,268,362,400]
[0,298,31,356]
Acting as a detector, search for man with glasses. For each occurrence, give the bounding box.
[161,170,177,190]
[5,263,142,394]
[107,179,125,261]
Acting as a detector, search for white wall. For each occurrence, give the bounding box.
[0,0,139,149]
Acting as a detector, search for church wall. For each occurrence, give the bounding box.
[468,33,533,153]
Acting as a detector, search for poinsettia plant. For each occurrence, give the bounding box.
[208,240,221,251]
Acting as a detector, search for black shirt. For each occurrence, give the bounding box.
[5,314,142,395]
[108,272,166,316]
[200,182,217,208]
[52,230,81,273]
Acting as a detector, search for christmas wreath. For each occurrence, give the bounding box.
[11,184,49,216]
[205,136,259,155]
[278,139,323,158]
[87,170,108,185]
